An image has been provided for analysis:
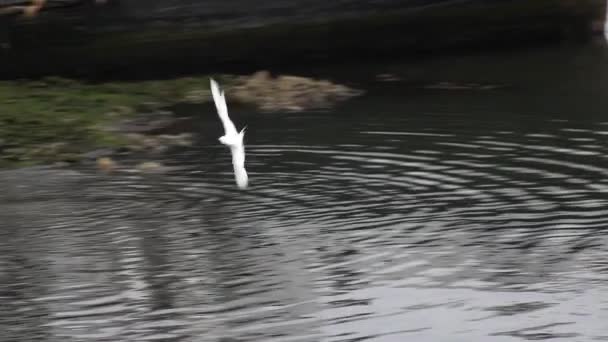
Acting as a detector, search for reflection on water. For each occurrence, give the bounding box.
[2,44,608,341]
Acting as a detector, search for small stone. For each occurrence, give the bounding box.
[158,133,194,147]
[137,161,163,173]
[142,136,161,149]
[97,157,116,173]
[82,148,113,160]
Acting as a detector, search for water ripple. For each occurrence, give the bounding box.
[2,106,608,341]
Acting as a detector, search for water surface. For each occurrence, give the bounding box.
[1,43,608,342]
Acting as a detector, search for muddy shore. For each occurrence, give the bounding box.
[0,72,362,169]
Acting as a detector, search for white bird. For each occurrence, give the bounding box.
[210,78,248,189]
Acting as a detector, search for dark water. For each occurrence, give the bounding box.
[2,43,608,342]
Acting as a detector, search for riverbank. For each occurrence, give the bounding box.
[0,0,603,79]
[0,72,361,168]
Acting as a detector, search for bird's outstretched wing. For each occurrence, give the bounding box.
[210,78,238,136]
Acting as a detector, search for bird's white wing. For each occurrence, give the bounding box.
[210,78,238,136]
[230,146,248,189]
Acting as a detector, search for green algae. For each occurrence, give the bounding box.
[0,76,226,167]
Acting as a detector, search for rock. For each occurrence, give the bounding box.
[231,72,362,112]
[53,161,71,168]
[97,157,116,173]
[142,136,162,150]
[136,161,164,173]
[113,109,193,135]
[123,131,193,154]
[158,133,194,147]
[82,148,114,161]
[122,133,146,151]
[124,133,159,152]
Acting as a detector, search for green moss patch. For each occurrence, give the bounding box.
[0,76,223,167]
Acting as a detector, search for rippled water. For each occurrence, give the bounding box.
[2,44,608,342]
